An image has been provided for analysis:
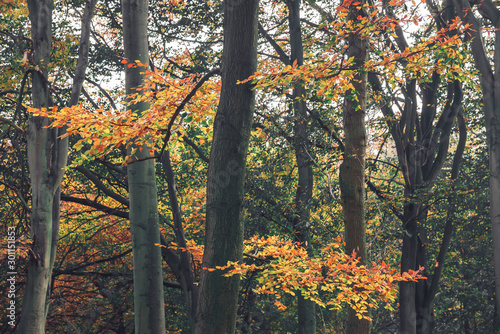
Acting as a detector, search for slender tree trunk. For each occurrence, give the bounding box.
[366,3,464,331]
[340,0,370,332]
[160,151,198,331]
[368,72,421,334]
[286,1,316,333]
[19,0,95,332]
[194,1,259,333]
[489,103,500,323]
[453,0,500,320]
[122,1,166,333]
[399,203,420,334]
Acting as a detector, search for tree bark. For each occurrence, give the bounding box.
[364,3,465,331]
[340,1,370,332]
[286,1,316,333]
[160,151,198,331]
[122,1,166,333]
[453,0,500,319]
[19,1,95,332]
[194,0,259,333]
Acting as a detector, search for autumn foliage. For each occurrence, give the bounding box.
[1,0,497,332]
[211,235,423,320]
[28,65,220,164]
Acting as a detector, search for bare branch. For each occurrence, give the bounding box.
[75,166,129,206]
[61,194,128,219]
[258,22,291,65]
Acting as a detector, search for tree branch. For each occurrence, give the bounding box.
[84,76,119,110]
[157,67,221,159]
[61,194,128,219]
[54,248,132,275]
[182,135,209,163]
[75,166,129,206]
[0,116,24,133]
[258,22,291,65]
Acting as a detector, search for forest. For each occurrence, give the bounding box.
[0,0,498,333]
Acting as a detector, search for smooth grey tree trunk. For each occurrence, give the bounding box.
[19,1,95,332]
[122,1,166,333]
[194,1,259,333]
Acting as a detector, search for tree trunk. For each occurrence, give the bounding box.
[340,1,370,332]
[19,0,95,332]
[122,1,166,333]
[194,1,259,333]
[364,3,465,331]
[160,151,198,331]
[452,0,500,321]
[286,1,316,333]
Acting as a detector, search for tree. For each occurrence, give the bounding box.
[452,0,500,322]
[3,1,489,332]
[362,2,468,331]
[194,0,259,332]
[340,0,370,332]
[286,0,316,332]
[121,0,166,333]
[19,0,96,332]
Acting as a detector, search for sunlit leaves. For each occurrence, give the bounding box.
[28,66,220,164]
[244,0,471,110]
[212,235,424,320]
